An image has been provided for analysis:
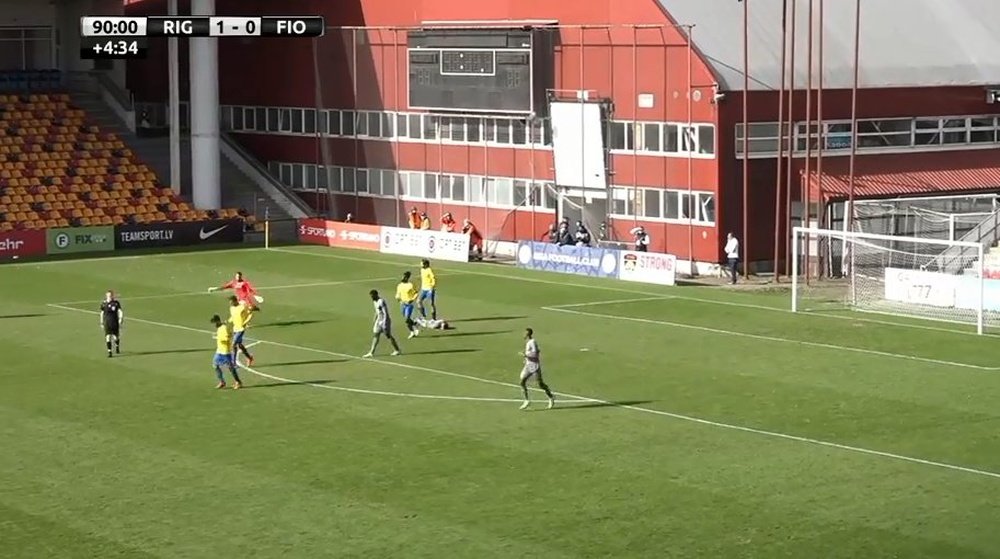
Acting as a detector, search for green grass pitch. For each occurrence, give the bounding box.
[2,244,1000,558]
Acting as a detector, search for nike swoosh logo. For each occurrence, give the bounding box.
[199,225,227,240]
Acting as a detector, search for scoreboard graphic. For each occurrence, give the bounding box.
[79,15,325,59]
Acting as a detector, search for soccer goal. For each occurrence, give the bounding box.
[790,226,988,334]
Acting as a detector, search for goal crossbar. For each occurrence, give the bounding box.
[791,226,987,334]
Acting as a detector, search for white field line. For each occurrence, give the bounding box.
[45,302,1000,481]
[543,304,1000,371]
[547,297,669,309]
[267,247,1000,338]
[52,275,404,305]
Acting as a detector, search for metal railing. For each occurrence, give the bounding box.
[939,209,1000,273]
[219,133,315,218]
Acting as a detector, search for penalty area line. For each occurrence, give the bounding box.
[542,305,1000,372]
[44,302,1000,482]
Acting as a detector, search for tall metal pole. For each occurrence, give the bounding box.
[847,0,861,232]
[784,0,797,277]
[392,29,401,227]
[817,0,826,273]
[741,0,750,277]
[803,0,814,283]
[686,25,695,274]
[631,25,639,231]
[772,0,788,281]
[351,29,360,219]
[167,0,180,195]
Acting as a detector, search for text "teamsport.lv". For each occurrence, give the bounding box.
[121,230,173,241]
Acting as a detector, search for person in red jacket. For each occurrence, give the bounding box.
[440,212,456,233]
[462,218,483,260]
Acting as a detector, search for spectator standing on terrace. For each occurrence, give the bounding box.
[574,221,591,246]
[544,223,558,243]
[408,207,421,229]
[344,212,354,223]
[420,213,431,230]
[724,232,740,284]
[630,226,650,252]
[441,212,457,233]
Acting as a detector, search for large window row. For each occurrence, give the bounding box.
[609,187,716,225]
[216,104,715,157]
[736,115,1000,157]
[608,121,716,156]
[267,161,557,210]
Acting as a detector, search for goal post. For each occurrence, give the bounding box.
[791,226,987,334]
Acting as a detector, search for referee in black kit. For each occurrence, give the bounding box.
[100,290,124,357]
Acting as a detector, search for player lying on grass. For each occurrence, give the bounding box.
[418,259,437,321]
[519,328,555,410]
[363,289,401,357]
[100,290,123,358]
[395,271,420,339]
[228,295,255,367]
[209,271,262,310]
[210,314,243,389]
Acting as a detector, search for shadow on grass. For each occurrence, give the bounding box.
[0,313,46,319]
[253,359,348,368]
[127,348,204,356]
[435,330,511,338]
[256,320,326,328]
[403,348,480,356]
[549,400,654,410]
[450,316,526,323]
[246,379,336,389]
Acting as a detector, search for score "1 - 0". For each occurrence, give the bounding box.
[209,17,261,37]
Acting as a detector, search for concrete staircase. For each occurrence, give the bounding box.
[70,91,291,222]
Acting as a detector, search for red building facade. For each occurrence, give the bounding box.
[125,0,1000,270]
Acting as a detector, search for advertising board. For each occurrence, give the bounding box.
[618,250,677,286]
[46,226,114,255]
[883,268,956,308]
[115,219,244,249]
[515,241,619,278]
[297,219,381,251]
[380,226,470,262]
[0,229,46,260]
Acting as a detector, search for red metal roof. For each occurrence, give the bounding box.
[801,150,1000,200]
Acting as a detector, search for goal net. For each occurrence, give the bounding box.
[790,227,988,334]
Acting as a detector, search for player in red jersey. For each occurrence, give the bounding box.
[209,271,262,310]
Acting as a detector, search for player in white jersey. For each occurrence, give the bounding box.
[519,328,555,410]
[363,289,402,357]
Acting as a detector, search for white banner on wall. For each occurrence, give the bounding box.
[883,268,956,308]
[379,226,470,262]
[618,250,677,286]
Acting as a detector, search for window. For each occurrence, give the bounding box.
[468,176,486,203]
[663,124,679,153]
[354,169,368,193]
[304,164,317,189]
[381,170,398,197]
[405,172,423,198]
[423,115,438,141]
[424,173,438,199]
[317,165,329,190]
[529,119,545,145]
[494,120,511,144]
[642,189,662,219]
[700,193,716,223]
[267,108,279,131]
[278,109,293,132]
[488,178,513,206]
[408,114,422,139]
[304,109,316,134]
[330,166,342,191]
[609,122,631,151]
[367,168,382,195]
[641,122,661,152]
[857,119,911,148]
[698,125,715,155]
[243,107,255,131]
[291,109,304,133]
[679,192,693,220]
[513,180,529,206]
[680,126,697,152]
[342,168,356,192]
[466,118,482,142]
[342,110,355,136]
[381,113,395,138]
[448,117,466,142]
[368,112,382,137]
[278,163,291,185]
[611,188,633,216]
[328,110,341,136]
[451,175,466,201]
[512,120,527,145]
[396,114,408,138]
[971,117,997,144]
[355,111,369,136]
[291,164,304,188]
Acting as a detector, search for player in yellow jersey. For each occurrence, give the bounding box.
[395,271,420,339]
[418,259,438,321]
[210,314,243,389]
[228,295,255,367]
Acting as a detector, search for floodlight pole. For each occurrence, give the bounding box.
[772,0,788,282]
[741,0,750,278]
[167,0,180,195]
[803,0,814,284]
[784,0,797,277]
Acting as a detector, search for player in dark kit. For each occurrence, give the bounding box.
[100,290,124,357]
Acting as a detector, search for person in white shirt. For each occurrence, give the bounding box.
[630,226,650,252]
[724,232,740,284]
[363,289,401,357]
[519,328,555,410]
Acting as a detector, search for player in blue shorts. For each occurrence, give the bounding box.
[211,314,243,389]
[418,259,437,320]
[395,271,420,339]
